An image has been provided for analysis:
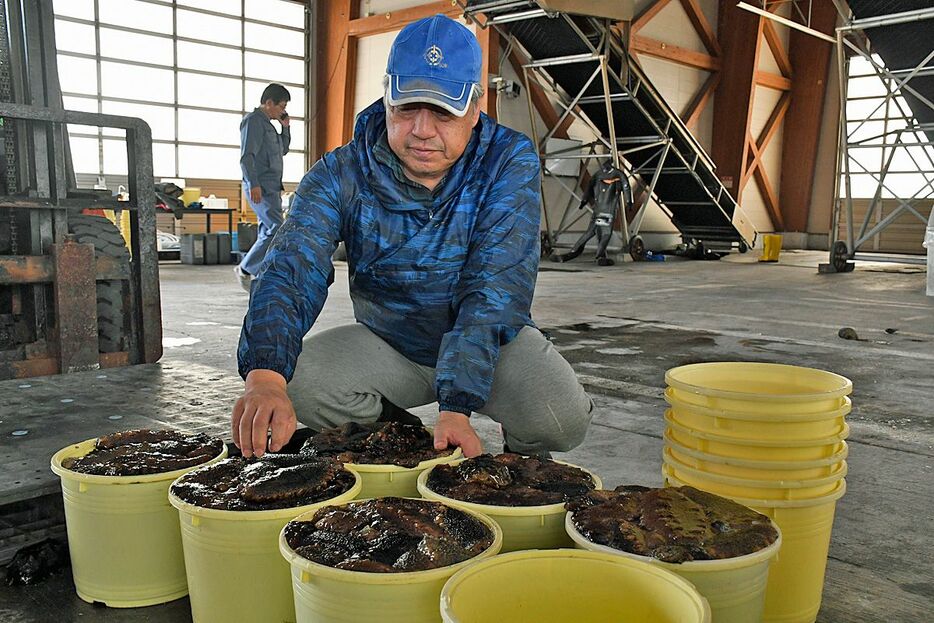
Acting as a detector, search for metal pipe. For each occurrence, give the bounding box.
[736,2,835,43]
[840,7,934,32]
[488,9,547,24]
[523,53,600,68]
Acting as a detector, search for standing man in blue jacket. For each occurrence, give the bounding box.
[235,83,291,291]
[233,15,593,459]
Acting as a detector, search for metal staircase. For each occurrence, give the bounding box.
[464,0,758,258]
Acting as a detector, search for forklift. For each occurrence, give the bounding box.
[0,0,162,381]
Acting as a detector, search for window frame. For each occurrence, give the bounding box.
[53,0,309,181]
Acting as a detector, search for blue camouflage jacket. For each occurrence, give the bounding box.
[238,100,541,415]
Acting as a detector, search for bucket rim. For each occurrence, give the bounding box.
[664,432,849,469]
[50,436,228,485]
[415,458,603,516]
[663,468,848,508]
[663,448,847,489]
[665,411,850,447]
[564,509,783,570]
[665,363,853,403]
[278,497,503,584]
[344,446,463,473]
[440,548,712,622]
[167,465,362,521]
[665,388,852,422]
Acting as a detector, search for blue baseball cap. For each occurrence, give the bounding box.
[386,15,482,118]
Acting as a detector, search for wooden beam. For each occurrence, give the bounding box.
[712,0,763,199]
[682,72,720,129]
[679,0,721,57]
[755,70,791,91]
[631,35,721,72]
[632,0,673,33]
[314,0,357,157]
[348,1,461,37]
[762,19,792,77]
[477,26,499,121]
[341,37,359,144]
[779,0,837,232]
[757,91,790,153]
[741,92,790,190]
[748,138,785,230]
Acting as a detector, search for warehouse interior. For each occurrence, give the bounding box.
[0,1,931,622]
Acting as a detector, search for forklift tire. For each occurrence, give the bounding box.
[68,215,131,353]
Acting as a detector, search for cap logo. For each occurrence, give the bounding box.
[424,45,445,67]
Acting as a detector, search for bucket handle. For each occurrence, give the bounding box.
[301,570,313,584]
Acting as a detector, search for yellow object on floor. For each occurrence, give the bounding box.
[50,439,227,608]
[280,501,502,623]
[348,446,462,499]
[417,459,602,552]
[665,473,846,623]
[440,549,711,623]
[170,472,361,623]
[566,512,781,623]
[759,234,783,262]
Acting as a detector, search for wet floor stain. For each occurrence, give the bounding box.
[163,337,202,348]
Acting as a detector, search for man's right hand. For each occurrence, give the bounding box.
[249,186,262,204]
[232,369,296,458]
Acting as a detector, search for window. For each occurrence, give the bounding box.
[53,0,307,182]
[841,56,934,199]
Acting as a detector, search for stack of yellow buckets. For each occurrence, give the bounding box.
[661,362,851,623]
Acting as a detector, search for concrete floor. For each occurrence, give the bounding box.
[1,250,932,621]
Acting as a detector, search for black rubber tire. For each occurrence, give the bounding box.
[831,240,849,273]
[68,215,131,353]
[629,235,646,261]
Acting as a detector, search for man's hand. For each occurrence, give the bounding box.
[434,411,483,458]
[232,370,297,458]
[249,186,262,204]
[280,115,290,128]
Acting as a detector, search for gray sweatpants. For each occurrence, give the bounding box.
[288,324,594,456]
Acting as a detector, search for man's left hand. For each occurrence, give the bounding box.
[434,411,483,458]
[280,115,290,128]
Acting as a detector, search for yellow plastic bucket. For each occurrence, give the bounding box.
[181,187,201,206]
[663,450,846,500]
[565,512,780,623]
[50,438,227,607]
[759,234,783,262]
[169,470,361,623]
[665,473,846,623]
[441,548,711,622]
[279,500,502,623]
[416,459,602,552]
[665,432,849,480]
[666,411,850,461]
[666,389,851,440]
[665,363,852,414]
[347,448,462,499]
